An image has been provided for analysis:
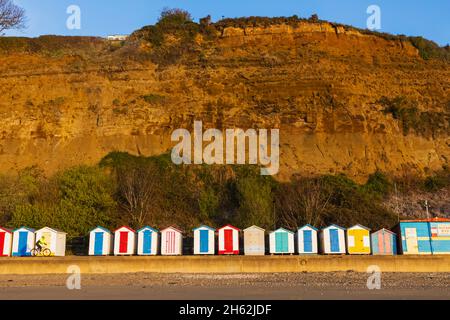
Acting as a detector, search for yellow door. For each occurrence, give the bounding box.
[349,229,370,254]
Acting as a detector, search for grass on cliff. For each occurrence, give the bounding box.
[1,10,448,64]
[129,9,450,65]
[379,96,450,137]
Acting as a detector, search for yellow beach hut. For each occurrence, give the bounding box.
[346,224,371,255]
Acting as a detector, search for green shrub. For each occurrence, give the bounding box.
[8,166,117,236]
[141,93,166,104]
[233,167,276,229]
[379,96,449,137]
[363,171,392,198]
[408,37,450,61]
[423,170,450,192]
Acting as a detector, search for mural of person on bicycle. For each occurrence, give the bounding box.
[36,235,47,251]
[32,235,51,257]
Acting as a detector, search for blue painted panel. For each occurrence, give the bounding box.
[330,229,339,252]
[371,233,379,254]
[303,230,312,252]
[430,240,450,253]
[391,234,397,255]
[400,222,430,238]
[143,230,152,254]
[200,230,209,253]
[18,231,28,256]
[94,232,104,255]
[417,240,432,253]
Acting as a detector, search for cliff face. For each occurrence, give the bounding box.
[0,22,449,181]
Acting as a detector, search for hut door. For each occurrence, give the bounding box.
[275,232,288,252]
[94,232,104,255]
[0,232,5,254]
[18,232,28,255]
[166,231,175,254]
[303,230,312,252]
[143,230,152,254]
[224,229,233,252]
[200,230,209,253]
[330,229,339,252]
[405,228,419,254]
[354,230,365,251]
[247,231,257,253]
[119,232,128,253]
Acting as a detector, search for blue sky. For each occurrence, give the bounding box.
[5,0,450,46]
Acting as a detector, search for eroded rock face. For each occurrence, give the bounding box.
[0,22,449,181]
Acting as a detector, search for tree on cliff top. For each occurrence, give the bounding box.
[0,0,25,35]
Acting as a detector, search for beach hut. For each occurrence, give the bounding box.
[88,226,113,256]
[218,225,240,255]
[371,228,397,255]
[394,218,450,255]
[269,228,295,254]
[137,226,159,255]
[319,224,346,254]
[243,225,265,256]
[113,226,136,256]
[161,226,183,255]
[35,227,67,257]
[346,224,371,255]
[12,227,35,257]
[193,225,215,255]
[297,225,318,254]
[0,227,12,257]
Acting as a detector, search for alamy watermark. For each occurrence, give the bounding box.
[366,265,381,290]
[66,264,81,290]
[66,5,81,30]
[171,121,280,175]
[367,5,381,31]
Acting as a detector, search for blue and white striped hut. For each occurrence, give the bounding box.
[319,224,346,254]
[12,227,35,257]
[297,225,318,254]
[137,226,159,255]
[88,226,113,256]
[193,225,215,255]
[269,228,295,254]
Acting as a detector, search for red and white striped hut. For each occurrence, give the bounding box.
[0,227,12,257]
[113,226,136,256]
[218,224,240,255]
[160,226,183,255]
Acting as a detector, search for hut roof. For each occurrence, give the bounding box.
[37,226,67,234]
[137,226,159,233]
[0,226,12,233]
[399,218,450,223]
[298,224,318,231]
[114,226,136,233]
[90,226,112,234]
[372,228,396,235]
[243,225,265,232]
[218,224,240,231]
[271,227,294,234]
[192,225,216,231]
[13,226,35,232]
[161,225,184,234]
[348,224,371,231]
[322,224,346,231]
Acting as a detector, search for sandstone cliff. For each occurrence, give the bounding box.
[0,20,449,181]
